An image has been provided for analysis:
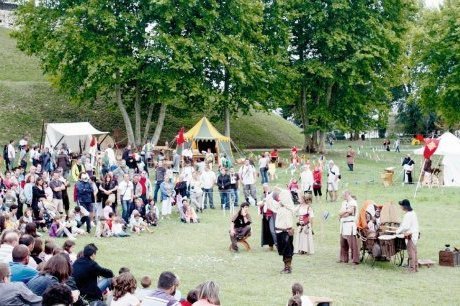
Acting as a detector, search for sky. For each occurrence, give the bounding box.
[425,0,443,8]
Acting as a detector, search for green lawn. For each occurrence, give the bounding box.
[53,141,460,306]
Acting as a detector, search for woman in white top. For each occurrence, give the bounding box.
[293,194,315,255]
[111,272,141,306]
[258,152,269,184]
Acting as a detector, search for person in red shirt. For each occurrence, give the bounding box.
[313,164,322,202]
[270,149,279,163]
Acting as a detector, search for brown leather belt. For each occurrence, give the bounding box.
[275,227,292,231]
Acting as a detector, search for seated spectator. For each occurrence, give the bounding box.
[0,230,19,263]
[0,262,42,305]
[72,243,114,302]
[43,241,57,262]
[42,283,74,306]
[9,245,38,283]
[111,272,140,306]
[291,283,313,306]
[95,217,112,238]
[193,281,220,306]
[135,275,154,301]
[66,213,86,236]
[48,215,76,240]
[112,217,130,237]
[182,198,198,224]
[62,240,77,264]
[149,271,181,306]
[19,234,38,268]
[145,199,158,226]
[129,210,151,234]
[30,238,44,266]
[181,289,198,306]
[73,206,91,234]
[27,253,72,296]
[119,267,130,275]
[103,199,114,219]
[287,295,302,306]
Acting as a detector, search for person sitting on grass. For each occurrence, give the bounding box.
[66,213,87,236]
[9,244,38,284]
[149,271,181,306]
[111,272,141,306]
[62,240,77,264]
[129,210,152,234]
[182,198,198,224]
[103,198,114,220]
[180,289,198,306]
[229,202,252,252]
[135,275,154,301]
[145,199,159,226]
[0,262,42,306]
[95,216,112,238]
[291,282,313,306]
[48,215,76,240]
[193,280,221,306]
[41,283,75,306]
[112,217,130,237]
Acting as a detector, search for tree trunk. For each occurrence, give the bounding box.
[115,85,135,146]
[224,108,231,137]
[298,85,309,152]
[134,85,141,147]
[142,103,154,144]
[151,103,167,146]
[318,131,326,153]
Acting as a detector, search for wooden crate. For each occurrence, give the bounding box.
[439,250,458,267]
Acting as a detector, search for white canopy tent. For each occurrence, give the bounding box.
[413,132,460,187]
[44,122,108,153]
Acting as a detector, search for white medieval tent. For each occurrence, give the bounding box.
[413,132,460,187]
[44,122,108,154]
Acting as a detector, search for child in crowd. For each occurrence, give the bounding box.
[49,215,76,240]
[133,198,145,217]
[182,198,198,224]
[112,217,130,237]
[145,199,158,226]
[103,199,114,219]
[66,213,87,236]
[95,216,112,238]
[43,240,57,262]
[62,239,77,263]
[3,189,18,208]
[135,276,154,301]
[129,210,151,234]
[288,178,300,204]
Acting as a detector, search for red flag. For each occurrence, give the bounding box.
[423,138,439,159]
[176,127,185,146]
[415,134,424,141]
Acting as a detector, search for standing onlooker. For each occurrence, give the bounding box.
[5,140,16,171]
[118,174,134,223]
[327,160,340,202]
[228,168,239,208]
[394,138,401,153]
[49,171,65,215]
[402,154,415,184]
[153,161,166,203]
[172,150,181,176]
[55,150,70,179]
[239,158,257,204]
[71,158,86,182]
[338,191,359,265]
[396,199,419,272]
[200,165,216,209]
[189,172,203,212]
[217,167,231,210]
[160,175,175,218]
[75,173,95,226]
[346,146,355,171]
[258,153,269,184]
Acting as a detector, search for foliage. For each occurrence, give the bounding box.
[411,0,460,127]
[285,0,417,152]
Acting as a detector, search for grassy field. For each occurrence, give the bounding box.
[47,141,460,306]
[0,27,303,148]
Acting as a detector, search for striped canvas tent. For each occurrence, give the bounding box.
[183,117,233,161]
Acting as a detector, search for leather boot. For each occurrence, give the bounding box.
[285,257,292,273]
[280,258,290,274]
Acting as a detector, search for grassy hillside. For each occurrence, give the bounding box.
[0,27,303,148]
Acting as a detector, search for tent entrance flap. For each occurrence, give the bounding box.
[197,140,217,153]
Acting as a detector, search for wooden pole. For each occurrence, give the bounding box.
[413,158,426,199]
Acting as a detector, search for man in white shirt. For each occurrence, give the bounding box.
[396,199,419,272]
[118,174,134,222]
[105,144,117,169]
[200,165,216,209]
[327,160,340,202]
[338,191,359,264]
[239,158,257,204]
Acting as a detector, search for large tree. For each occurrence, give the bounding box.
[286,0,417,152]
[411,0,460,128]
[12,0,211,146]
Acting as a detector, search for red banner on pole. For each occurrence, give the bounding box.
[423,138,439,159]
[176,127,185,146]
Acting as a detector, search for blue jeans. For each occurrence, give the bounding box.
[220,190,230,209]
[98,278,112,292]
[203,188,214,208]
[260,168,269,184]
[153,181,163,202]
[230,188,239,207]
[121,200,132,223]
